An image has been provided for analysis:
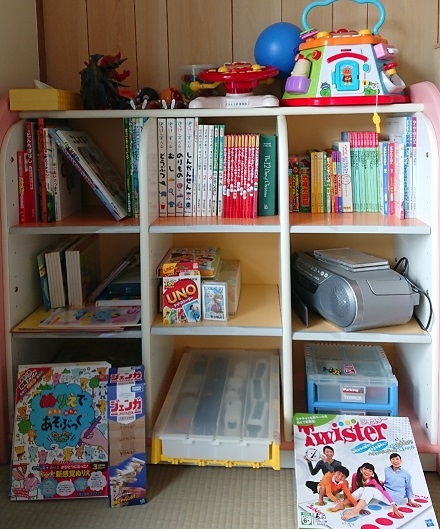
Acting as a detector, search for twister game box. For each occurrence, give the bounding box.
[293,413,438,528]
[10,362,110,501]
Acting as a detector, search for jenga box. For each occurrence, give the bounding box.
[108,365,147,507]
[162,264,201,324]
[10,362,110,501]
[108,365,147,508]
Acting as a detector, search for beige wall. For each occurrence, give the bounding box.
[39,0,439,96]
[0,0,39,96]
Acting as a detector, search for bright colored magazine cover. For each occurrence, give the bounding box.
[293,413,438,528]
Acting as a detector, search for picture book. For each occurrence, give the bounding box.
[49,128,127,220]
[10,361,110,501]
[39,306,141,331]
[293,413,438,529]
[65,234,101,306]
[156,247,222,278]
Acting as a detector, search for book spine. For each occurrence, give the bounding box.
[50,137,61,221]
[157,117,167,216]
[175,117,185,216]
[251,133,260,218]
[44,128,56,222]
[17,151,28,224]
[299,155,311,213]
[217,124,225,217]
[332,140,353,213]
[206,124,215,216]
[212,124,220,216]
[166,117,176,216]
[124,118,133,217]
[257,135,277,216]
[192,118,199,217]
[195,124,203,215]
[410,115,417,218]
[288,155,297,213]
[25,121,37,221]
[133,117,146,219]
[378,141,389,216]
[394,141,405,220]
[388,141,395,216]
[184,117,195,216]
[37,118,48,222]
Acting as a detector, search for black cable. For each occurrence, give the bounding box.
[393,257,433,331]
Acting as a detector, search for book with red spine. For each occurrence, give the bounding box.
[25,121,38,221]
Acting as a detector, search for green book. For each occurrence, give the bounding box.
[257,134,277,216]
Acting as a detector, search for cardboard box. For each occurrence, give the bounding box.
[10,362,110,501]
[108,365,147,508]
[9,88,81,111]
[162,266,201,324]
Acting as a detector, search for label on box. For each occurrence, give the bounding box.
[340,385,366,402]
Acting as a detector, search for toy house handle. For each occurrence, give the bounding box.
[301,0,386,35]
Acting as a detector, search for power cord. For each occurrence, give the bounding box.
[393,257,433,331]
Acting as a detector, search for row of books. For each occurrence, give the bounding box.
[37,235,140,310]
[18,120,129,223]
[157,117,278,218]
[288,116,418,218]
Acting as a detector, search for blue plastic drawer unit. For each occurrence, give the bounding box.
[305,343,398,415]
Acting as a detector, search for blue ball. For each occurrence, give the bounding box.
[254,22,301,77]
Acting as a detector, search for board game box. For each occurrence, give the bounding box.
[108,365,147,508]
[10,362,110,501]
[293,413,438,528]
[162,264,201,324]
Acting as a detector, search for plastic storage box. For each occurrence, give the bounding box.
[151,348,280,469]
[305,343,398,415]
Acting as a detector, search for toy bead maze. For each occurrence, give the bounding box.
[282,0,409,106]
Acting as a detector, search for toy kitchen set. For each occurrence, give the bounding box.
[282,0,408,106]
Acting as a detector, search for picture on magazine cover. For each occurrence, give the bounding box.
[293,413,438,529]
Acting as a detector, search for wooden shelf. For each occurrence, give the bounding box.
[292,312,431,344]
[289,212,430,234]
[9,206,140,235]
[152,284,282,336]
[150,215,281,233]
